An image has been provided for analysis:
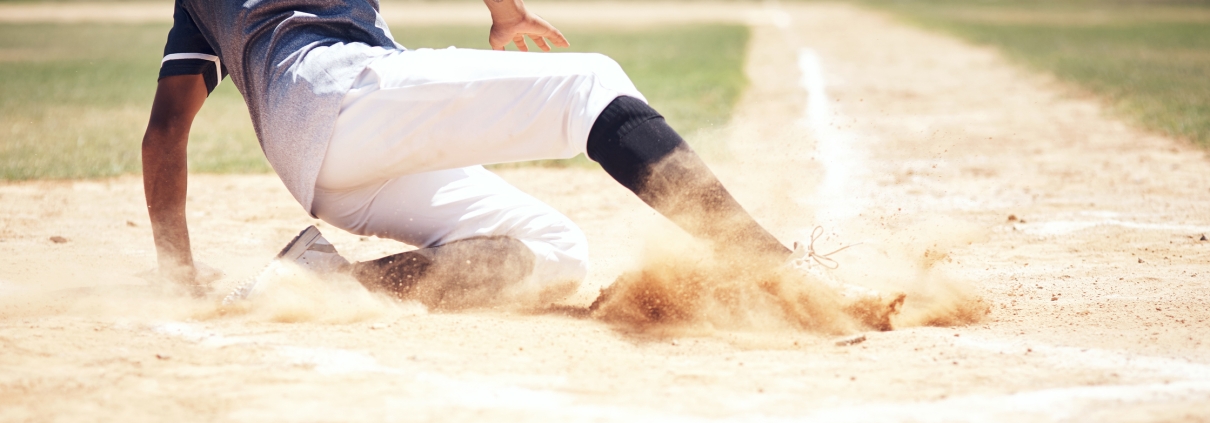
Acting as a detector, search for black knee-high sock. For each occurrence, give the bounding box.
[586,96,790,261]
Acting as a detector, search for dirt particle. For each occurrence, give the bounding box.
[125,220,137,227]
[1007,214,1018,222]
[835,334,867,346]
[1200,234,1208,242]
[1051,296,1058,301]
[155,354,170,360]
[49,236,68,244]
[1138,258,1145,264]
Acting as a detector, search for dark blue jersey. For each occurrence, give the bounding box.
[156,0,402,212]
[159,3,228,94]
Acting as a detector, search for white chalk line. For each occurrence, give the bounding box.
[798,48,871,228]
[148,324,729,421]
[0,278,25,297]
[1017,219,1210,236]
[795,380,1210,423]
[149,322,584,414]
[957,335,1210,381]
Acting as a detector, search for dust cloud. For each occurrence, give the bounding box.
[0,282,214,322]
[832,219,991,329]
[216,261,423,324]
[589,218,990,336]
[0,219,985,334]
[0,261,420,325]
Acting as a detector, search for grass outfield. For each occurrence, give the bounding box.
[863,0,1210,148]
[0,23,748,179]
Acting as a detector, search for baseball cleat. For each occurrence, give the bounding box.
[276,225,351,274]
[787,228,905,331]
[221,225,350,306]
[788,240,881,300]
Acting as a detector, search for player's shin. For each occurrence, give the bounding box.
[351,236,535,309]
[586,96,790,265]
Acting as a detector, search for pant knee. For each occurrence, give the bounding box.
[583,53,640,99]
[519,219,589,286]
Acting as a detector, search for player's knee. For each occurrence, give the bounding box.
[583,52,620,71]
[523,217,588,281]
[537,222,589,283]
[557,226,590,282]
[502,220,587,306]
[583,53,636,94]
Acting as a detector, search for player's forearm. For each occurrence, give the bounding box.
[141,75,208,280]
[483,0,527,23]
[142,128,194,274]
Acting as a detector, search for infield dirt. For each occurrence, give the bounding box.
[1,2,1209,422]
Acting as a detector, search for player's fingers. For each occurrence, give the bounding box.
[489,31,506,51]
[530,34,551,52]
[548,29,570,48]
[512,34,528,52]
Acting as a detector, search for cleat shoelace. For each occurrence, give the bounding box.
[791,226,862,270]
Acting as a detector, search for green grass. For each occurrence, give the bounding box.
[862,0,1210,147]
[0,23,276,179]
[0,22,748,179]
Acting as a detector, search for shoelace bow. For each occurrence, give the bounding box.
[795,226,862,270]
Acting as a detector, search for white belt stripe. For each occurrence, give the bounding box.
[161,53,222,88]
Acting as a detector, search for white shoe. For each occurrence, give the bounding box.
[221,226,349,305]
[788,240,881,300]
[276,225,350,274]
[787,228,905,331]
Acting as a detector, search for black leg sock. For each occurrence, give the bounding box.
[586,96,790,261]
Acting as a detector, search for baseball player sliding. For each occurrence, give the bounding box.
[143,0,864,310]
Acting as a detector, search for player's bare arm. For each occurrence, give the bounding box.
[483,0,570,52]
[141,74,208,287]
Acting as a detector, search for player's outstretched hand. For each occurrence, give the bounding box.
[488,11,569,52]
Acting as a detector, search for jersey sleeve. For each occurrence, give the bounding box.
[159,1,228,94]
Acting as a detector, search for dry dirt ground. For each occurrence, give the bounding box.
[3,2,1210,422]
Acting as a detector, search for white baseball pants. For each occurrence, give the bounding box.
[312,47,645,294]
